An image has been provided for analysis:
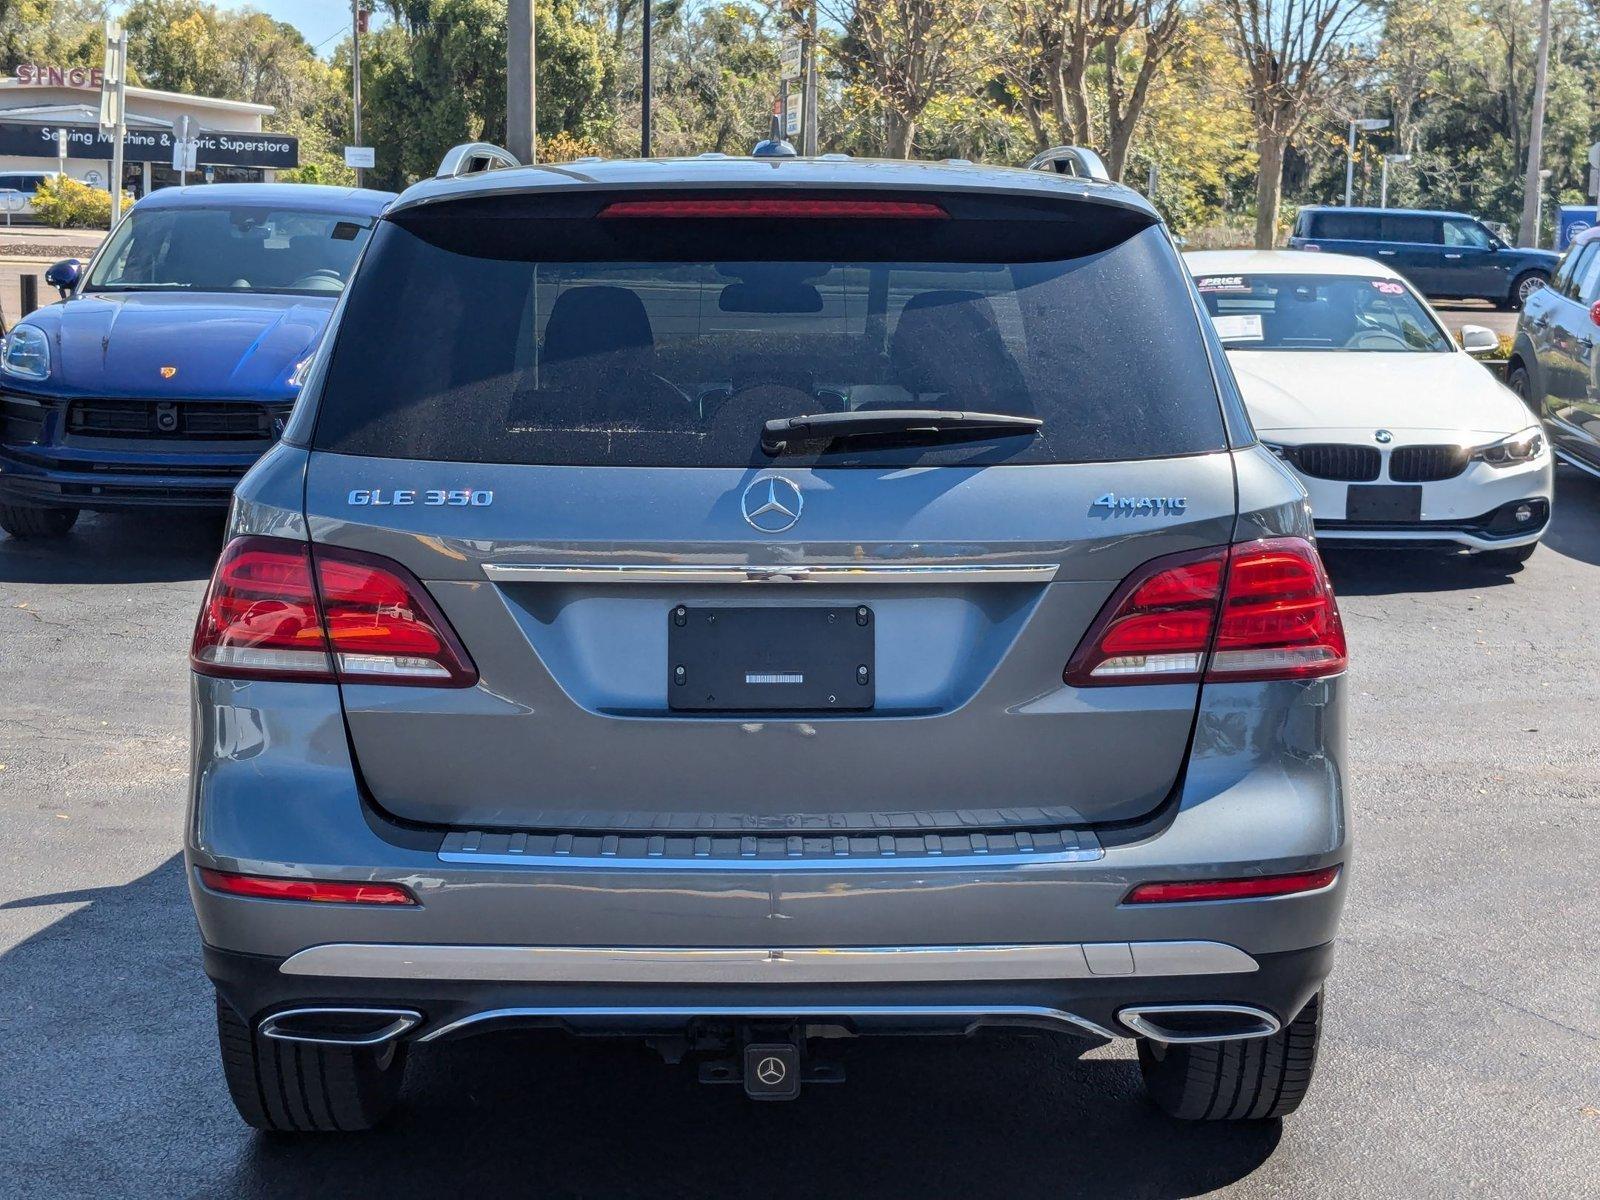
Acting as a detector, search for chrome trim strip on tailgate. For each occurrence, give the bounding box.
[481,563,1060,585]
[419,1005,1120,1043]
[280,940,1258,984]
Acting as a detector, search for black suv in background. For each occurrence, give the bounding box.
[1509,224,1600,476]
[1289,207,1558,310]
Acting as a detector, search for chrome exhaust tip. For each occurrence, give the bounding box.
[1118,1004,1280,1044]
[258,1007,422,1047]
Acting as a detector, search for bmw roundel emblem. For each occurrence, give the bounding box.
[1374,429,1393,444]
[741,476,803,533]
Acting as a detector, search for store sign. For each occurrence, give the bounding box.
[0,122,298,168]
[15,64,105,89]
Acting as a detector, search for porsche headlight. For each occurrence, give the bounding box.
[0,325,50,381]
[1470,428,1544,467]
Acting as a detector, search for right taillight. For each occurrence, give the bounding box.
[191,535,477,686]
[1065,537,1346,686]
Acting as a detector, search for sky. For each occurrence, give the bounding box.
[109,1,390,56]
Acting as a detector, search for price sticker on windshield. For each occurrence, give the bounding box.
[1369,280,1406,295]
[1210,313,1263,342]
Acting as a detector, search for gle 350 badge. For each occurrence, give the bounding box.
[347,488,494,507]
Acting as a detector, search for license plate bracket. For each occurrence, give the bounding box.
[668,606,874,712]
[1346,483,1423,522]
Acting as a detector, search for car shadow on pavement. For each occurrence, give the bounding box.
[0,855,1282,1200]
[1319,546,1525,596]
[0,509,225,584]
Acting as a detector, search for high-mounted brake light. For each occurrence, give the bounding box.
[597,198,948,220]
[1124,865,1340,904]
[1064,537,1346,686]
[197,867,417,906]
[191,536,477,686]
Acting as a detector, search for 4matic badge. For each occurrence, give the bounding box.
[1090,492,1188,515]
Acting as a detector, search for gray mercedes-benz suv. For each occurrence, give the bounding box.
[186,145,1349,1130]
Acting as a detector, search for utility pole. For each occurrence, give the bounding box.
[351,0,364,185]
[1518,0,1553,247]
[507,0,536,162]
[802,1,818,156]
[1379,153,1410,209]
[641,0,652,156]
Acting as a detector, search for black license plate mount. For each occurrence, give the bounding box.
[668,606,875,712]
[1346,483,1423,522]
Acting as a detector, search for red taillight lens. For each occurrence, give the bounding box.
[197,867,417,905]
[1209,538,1347,681]
[1064,548,1226,685]
[1124,865,1340,904]
[597,198,948,219]
[191,536,476,686]
[1064,537,1346,686]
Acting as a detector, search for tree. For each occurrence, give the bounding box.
[998,0,1188,180]
[1220,0,1372,247]
[824,0,993,157]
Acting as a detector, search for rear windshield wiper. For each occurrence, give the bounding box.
[760,409,1042,456]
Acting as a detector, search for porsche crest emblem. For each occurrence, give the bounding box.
[160,366,177,379]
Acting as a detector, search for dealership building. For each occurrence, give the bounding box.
[0,67,299,198]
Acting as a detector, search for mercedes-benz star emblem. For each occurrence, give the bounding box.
[1374,429,1394,444]
[755,1056,788,1086]
[741,476,803,533]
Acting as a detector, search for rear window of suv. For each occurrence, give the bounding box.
[311,191,1227,468]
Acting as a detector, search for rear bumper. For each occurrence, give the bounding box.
[205,940,1335,1045]
[187,671,1350,1032]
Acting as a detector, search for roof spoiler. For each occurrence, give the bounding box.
[1025,146,1111,182]
[435,142,520,179]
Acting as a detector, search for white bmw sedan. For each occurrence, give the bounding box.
[1187,250,1553,564]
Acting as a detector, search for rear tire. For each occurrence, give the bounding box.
[214,994,408,1132]
[1138,989,1322,1121]
[0,503,79,539]
[1506,271,1548,311]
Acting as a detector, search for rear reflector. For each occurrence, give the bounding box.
[1124,865,1341,904]
[597,198,948,220]
[197,867,418,906]
[191,536,477,686]
[1064,537,1346,686]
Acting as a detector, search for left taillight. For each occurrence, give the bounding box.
[191,535,477,686]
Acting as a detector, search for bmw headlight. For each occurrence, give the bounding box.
[0,325,50,381]
[1471,428,1544,467]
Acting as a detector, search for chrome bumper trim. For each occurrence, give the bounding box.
[481,563,1059,585]
[279,940,1258,984]
[418,1004,1119,1043]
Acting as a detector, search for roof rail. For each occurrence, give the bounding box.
[436,142,520,179]
[1025,146,1111,182]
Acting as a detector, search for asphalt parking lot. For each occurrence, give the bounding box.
[2,467,1597,1200]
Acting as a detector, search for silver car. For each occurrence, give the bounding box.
[186,145,1350,1128]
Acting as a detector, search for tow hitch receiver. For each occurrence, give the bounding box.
[695,1024,844,1101]
[743,1042,802,1101]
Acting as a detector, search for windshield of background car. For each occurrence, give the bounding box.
[310,192,1228,468]
[1195,272,1454,353]
[85,206,374,295]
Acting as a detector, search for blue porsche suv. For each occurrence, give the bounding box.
[0,183,394,539]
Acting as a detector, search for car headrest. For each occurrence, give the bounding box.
[540,285,655,388]
[888,289,1028,412]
